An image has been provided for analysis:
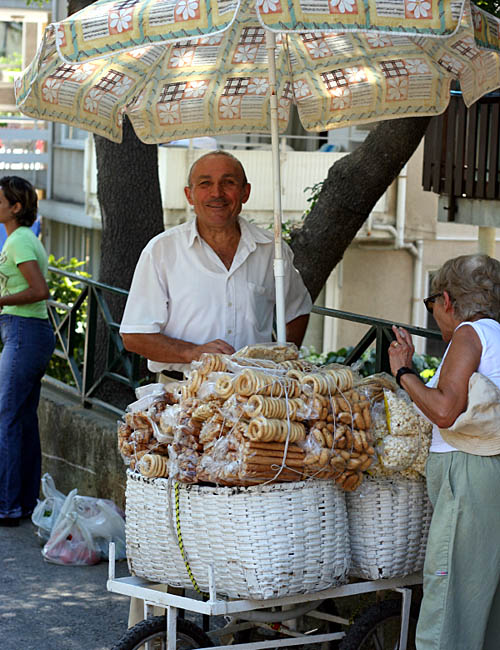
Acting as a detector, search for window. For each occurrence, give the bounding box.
[60,124,90,147]
[0,21,22,84]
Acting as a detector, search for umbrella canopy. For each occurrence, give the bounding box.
[15,0,500,144]
[14,0,500,342]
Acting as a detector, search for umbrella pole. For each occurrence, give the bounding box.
[265,30,287,344]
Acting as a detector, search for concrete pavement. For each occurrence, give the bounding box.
[1,518,131,650]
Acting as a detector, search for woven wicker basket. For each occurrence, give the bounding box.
[346,477,433,580]
[125,471,350,600]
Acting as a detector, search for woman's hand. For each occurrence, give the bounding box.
[388,325,415,376]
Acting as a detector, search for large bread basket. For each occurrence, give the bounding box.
[125,471,351,600]
[346,477,433,580]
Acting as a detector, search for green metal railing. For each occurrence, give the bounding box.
[45,267,143,416]
[311,306,442,373]
[44,268,442,416]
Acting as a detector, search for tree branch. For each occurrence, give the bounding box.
[290,116,431,301]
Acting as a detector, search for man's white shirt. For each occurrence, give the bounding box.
[120,217,312,373]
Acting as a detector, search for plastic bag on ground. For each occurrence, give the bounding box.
[31,473,67,542]
[42,489,126,565]
[74,496,126,560]
[42,490,101,566]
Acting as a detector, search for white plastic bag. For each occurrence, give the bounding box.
[42,490,101,566]
[41,487,126,565]
[73,496,126,560]
[31,474,67,542]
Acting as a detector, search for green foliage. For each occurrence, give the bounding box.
[412,352,441,380]
[303,180,324,217]
[300,345,441,383]
[266,180,324,243]
[0,52,22,70]
[473,0,500,16]
[46,256,91,386]
[24,0,50,7]
[266,219,296,244]
[48,255,90,307]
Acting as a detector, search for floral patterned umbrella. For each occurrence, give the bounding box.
[15,0,500,144]
[14,0,500,340]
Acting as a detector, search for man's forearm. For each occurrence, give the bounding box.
[121,332,235,364]
[121,332,197,364]
[286,314,309,347]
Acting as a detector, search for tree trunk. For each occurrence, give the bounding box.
[89,117,163,408]
[94,117,164,290]
[290,116,431,302]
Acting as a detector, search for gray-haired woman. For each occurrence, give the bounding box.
[388,253,500,650]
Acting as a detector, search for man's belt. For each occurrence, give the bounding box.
[161,370,184,381]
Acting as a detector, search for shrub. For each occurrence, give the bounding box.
[46,256,91,386]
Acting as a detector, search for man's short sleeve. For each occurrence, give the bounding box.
[283,242,312,322]
[120,245,169,334]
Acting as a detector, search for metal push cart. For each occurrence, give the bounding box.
[107,544,422,650]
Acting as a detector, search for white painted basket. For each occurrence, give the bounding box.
[125,471,350,600]
[346,477,433,580]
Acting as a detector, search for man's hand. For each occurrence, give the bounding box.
[192,339,235,359]
[121,332,234,364]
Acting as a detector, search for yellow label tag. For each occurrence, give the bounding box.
[384,392,392,435]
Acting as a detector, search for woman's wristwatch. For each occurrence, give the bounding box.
[395,366,418,388]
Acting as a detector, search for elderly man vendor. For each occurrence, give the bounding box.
[120,151,312,375]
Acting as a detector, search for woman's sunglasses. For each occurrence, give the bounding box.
[423,292,443,314]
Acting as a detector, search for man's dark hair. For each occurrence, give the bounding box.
[0,176,38,227]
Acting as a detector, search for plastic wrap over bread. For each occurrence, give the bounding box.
[118,351,401,491]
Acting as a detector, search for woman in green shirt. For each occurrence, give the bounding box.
[0,176,55,527]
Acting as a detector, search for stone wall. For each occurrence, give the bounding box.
[38,384,127,510]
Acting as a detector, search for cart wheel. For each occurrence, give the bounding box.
[111,616,213,650]
[338,598,420,650]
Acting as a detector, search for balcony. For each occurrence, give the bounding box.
[83,137,398,234]
[423,91,500,227]
[0,115,51,192]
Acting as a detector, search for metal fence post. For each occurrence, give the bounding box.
[82,285,98,408]
[375,326,394,374]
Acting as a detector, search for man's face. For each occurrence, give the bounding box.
[184,155,251,229]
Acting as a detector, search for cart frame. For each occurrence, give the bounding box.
[107,544,422,650]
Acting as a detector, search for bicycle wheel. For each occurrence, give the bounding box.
[338,598,420,650]
[111,616,213,650]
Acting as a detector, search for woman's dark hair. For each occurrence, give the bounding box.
[0,176,38,227]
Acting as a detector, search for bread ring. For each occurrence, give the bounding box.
[215,374,235,398]
[246,417,306,443]
[286,369,306,382]
[199,353,227,375]
[246,395,303,420]
[302,372,338,395]
[139,453,168,478]
[188,370,203,393]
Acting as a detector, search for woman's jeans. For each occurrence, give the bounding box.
[0,314,55,518]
